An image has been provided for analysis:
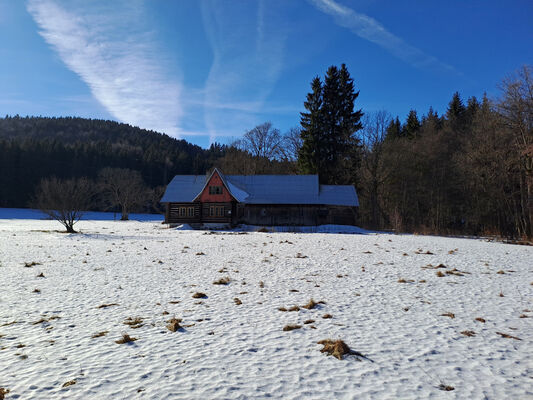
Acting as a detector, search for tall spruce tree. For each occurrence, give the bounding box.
[298,64,363,184]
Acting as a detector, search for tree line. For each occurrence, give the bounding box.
[1,65,531,238]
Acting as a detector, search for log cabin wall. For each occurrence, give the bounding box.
[167,202,201,224]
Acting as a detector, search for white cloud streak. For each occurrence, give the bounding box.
[310,0,457,73]
[200,0,287,144]
[27,0,182,136]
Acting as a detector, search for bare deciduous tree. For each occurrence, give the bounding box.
[498,65,533,237]
[359,111,391,229]
[34,177,95,233]
[99,168,150,220]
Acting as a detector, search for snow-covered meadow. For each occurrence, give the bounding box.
[0,217,531,399]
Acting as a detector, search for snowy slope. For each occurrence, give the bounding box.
[0,219,531,399]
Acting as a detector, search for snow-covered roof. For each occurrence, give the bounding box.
[161,172,359,206]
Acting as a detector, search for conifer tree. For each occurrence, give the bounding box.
[402,110,421,138]
[298,64,363,184]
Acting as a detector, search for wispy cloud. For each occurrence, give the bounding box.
[309,0,457,73]
[27,0,182,136]
[200,0,287,144]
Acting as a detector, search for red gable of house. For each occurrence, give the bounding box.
[196,169,235,203]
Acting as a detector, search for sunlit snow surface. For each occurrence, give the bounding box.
[0,218,531,399]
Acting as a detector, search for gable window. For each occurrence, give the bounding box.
[209,186,223,195]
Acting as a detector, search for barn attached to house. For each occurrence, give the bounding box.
[160,168,359,227]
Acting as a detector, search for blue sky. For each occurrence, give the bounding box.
[1,0,532,148]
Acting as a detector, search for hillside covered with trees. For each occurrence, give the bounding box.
[1,65,531,239]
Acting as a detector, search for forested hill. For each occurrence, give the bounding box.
[0,116,225,207]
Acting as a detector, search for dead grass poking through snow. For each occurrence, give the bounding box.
[496,332,521,340]
[282,324,301,331]
[322,314,333,319]
[192,292,207,299]
[441,312,455,318]
[460,330,476,337]
[0,388,10,399]
[302,299,325,310]
[304,319,315,324]
[436,271,445,277]
[62,380,76,388]
[318,339,365,360]
[91,331,108,338]
[115,333,137,344]
[97,303,119,309]
[438,384,455,391]
[166,318,182,332]
[234,298,242,305]
[213,277,231,285]
[475,317,486,323]
[123,317,143,329]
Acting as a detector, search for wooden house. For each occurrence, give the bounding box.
[160,168,359,226]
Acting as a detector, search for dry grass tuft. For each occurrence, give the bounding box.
[123,317,143,329]
[33,288,41,293]
[278,307,288,312]
[288,305,300,312]
[213,276,231,285]
[322,313,333,319]
[496,270,505,274]
[445,268,466,276]
[282,324,302,331]
[36,272,45,278]
[97,303,119,309]
[192,292,207,299]
[62,380,76,388]
[195,252,206,256]
[302,299,325,310]
[259,281,265,288]
[91,331,108,338]
[289,289,299,292]
[115,333,137,344]
[24,261,41,268]
[519,314,528,318]
[318,339,360,360]
[441,312,455,319]
[0,388,10,399]
[234,298,242,305]
[460,330,476,337]
[295,253,308,259]
[499,291,505,297]
[475,317,486,323]
[166,318,182,332]
[304,319,315,324]
[436,271,445,277]
[438,384,454,391]
[496,332,521,340]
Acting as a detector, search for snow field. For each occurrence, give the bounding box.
[0,219,531,399]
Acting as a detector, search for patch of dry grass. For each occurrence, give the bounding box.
[234,298,242,305]
[115,333,137,344]
[192,292,207,299]
[97,303,119,309]
[496,270,505,274]
[322,313,333,319]
[318,339,364,360]
[288,305,300,312]
[282,324,302,331]
[460,330,476,337]
[213,277,231,285]
[123,317,143,329]
[475,317,486,323]
[436,271,445,277]
[62,380,76,388]
[166,318,182,332]
[24,261,41,268]
[496,332,521,340]
[32,315,60,325]
[195,252,206,256]
[302,299,325,310]
[304,319,315,324]
[441,312,455,319]
[36,272,45,278]
[438,384,454,391]
[295,253,308,259]
[0,388,10,399]
[91,331,108,338]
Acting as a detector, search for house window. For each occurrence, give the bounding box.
[209,186,223,195]
[209,206,224,217]
[179,207,185,217]
[187,207,194,217]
